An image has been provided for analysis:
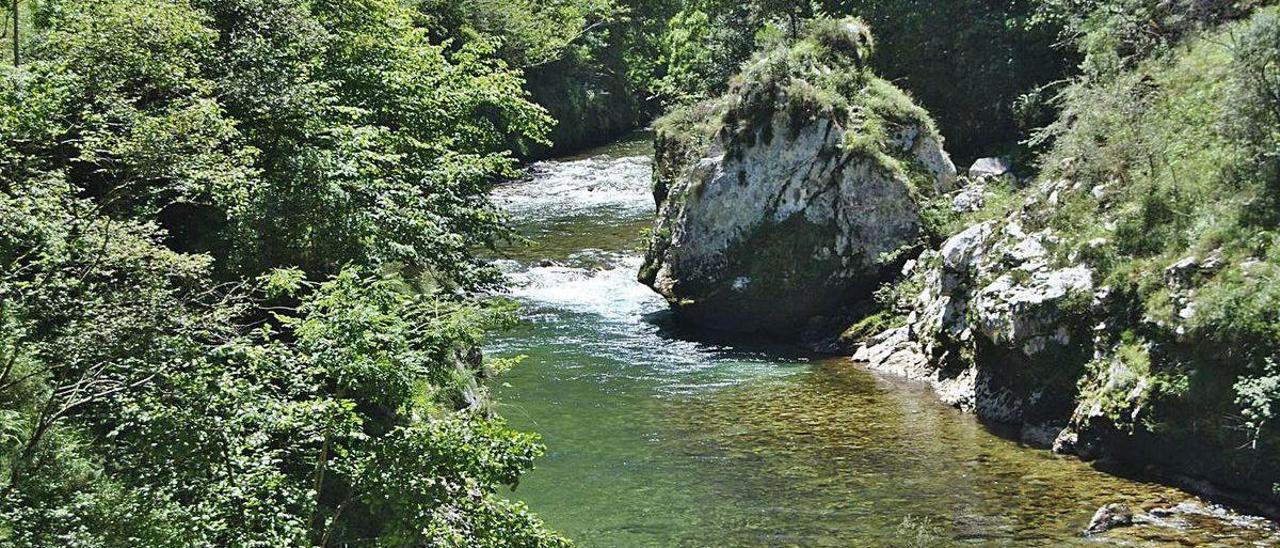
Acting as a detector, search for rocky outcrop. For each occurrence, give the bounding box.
[639,19,957,335]
[854,179,1096,438]
[638,13,1280,514]
[967,157,1013,182]
[852,166,1280,508]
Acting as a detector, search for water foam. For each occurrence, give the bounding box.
[499,253,663,320]
[493,154,653,220]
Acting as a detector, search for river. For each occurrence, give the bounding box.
[486,133,1278,546]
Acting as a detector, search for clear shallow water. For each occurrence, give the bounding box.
[487,133,1279,546]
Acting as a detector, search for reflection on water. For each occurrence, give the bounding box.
[486,133,1279,546]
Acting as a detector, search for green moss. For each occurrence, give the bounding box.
[652,99,724,206]
[659,16,941,186]
[840,310,898,344]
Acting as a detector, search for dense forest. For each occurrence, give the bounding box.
[2,0,1279,545]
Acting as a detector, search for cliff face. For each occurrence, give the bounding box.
[639,18,957,335]
[854,205,1096,432]
[854,178,1100,435]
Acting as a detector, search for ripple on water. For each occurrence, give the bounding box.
[490,252,807,396]
[492,154,653,221]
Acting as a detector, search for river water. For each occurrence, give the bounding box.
[486,133,1278,546]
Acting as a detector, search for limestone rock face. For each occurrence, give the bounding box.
[634,41,957,332]
[640,116,955,334]
[853,197,1094,430]
[971,265,1093,356]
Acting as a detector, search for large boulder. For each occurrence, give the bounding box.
[639,19,957,335]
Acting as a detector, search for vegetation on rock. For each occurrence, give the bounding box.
[3,0,1280,542]
[641,17,955,335]
[652,0,1074,162]
[857,2,1280,503]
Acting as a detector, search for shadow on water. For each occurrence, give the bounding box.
[641,308,820,362]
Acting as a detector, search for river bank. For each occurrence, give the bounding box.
[485,133,1280,546]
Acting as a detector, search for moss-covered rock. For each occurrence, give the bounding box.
[639,18,957,335]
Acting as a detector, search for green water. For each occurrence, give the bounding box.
[487,134,1278,546]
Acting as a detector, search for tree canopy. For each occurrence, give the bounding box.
[0,0,569,544]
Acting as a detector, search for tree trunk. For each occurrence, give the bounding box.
[10,0,17,66]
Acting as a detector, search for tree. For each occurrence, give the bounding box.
[0,0,567,544]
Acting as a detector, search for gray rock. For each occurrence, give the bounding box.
[640,112,956,334]
[1164,255,1201,289]
[1052,427,1079,454]
[968,157,1012,180]
[1085,503,1134,535]
[853,327,930,378]
[1164,252,1226,290]
[1004,232,1049,266]
[1020,423,1066,447]
[971,266,1093,355]
[951,183,987,212]
[940,221,996,273]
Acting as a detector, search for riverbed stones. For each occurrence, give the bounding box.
[1084,503,1134,535]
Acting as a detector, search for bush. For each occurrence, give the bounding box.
[1235,358,1280,450]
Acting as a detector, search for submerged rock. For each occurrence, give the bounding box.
[639,19,956,335]
[1085,503,1134,535]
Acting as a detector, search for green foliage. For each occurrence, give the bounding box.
[1076,342,1153,431]
[1034,8,1280,367]
[653,0,1071,161]
[707,15,935,176]
[0,0,568,544]
[1235,358,1280,450]
[655,7,717,101]
[806,16,874,66]
[420,0,679,156]
[839,310,897,344]
[9,0,553,288]
[1035,0,1263,77]
[1000,5,1280,492]
[417,0,619,68]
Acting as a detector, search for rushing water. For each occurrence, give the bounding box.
[486,133,1279,546]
